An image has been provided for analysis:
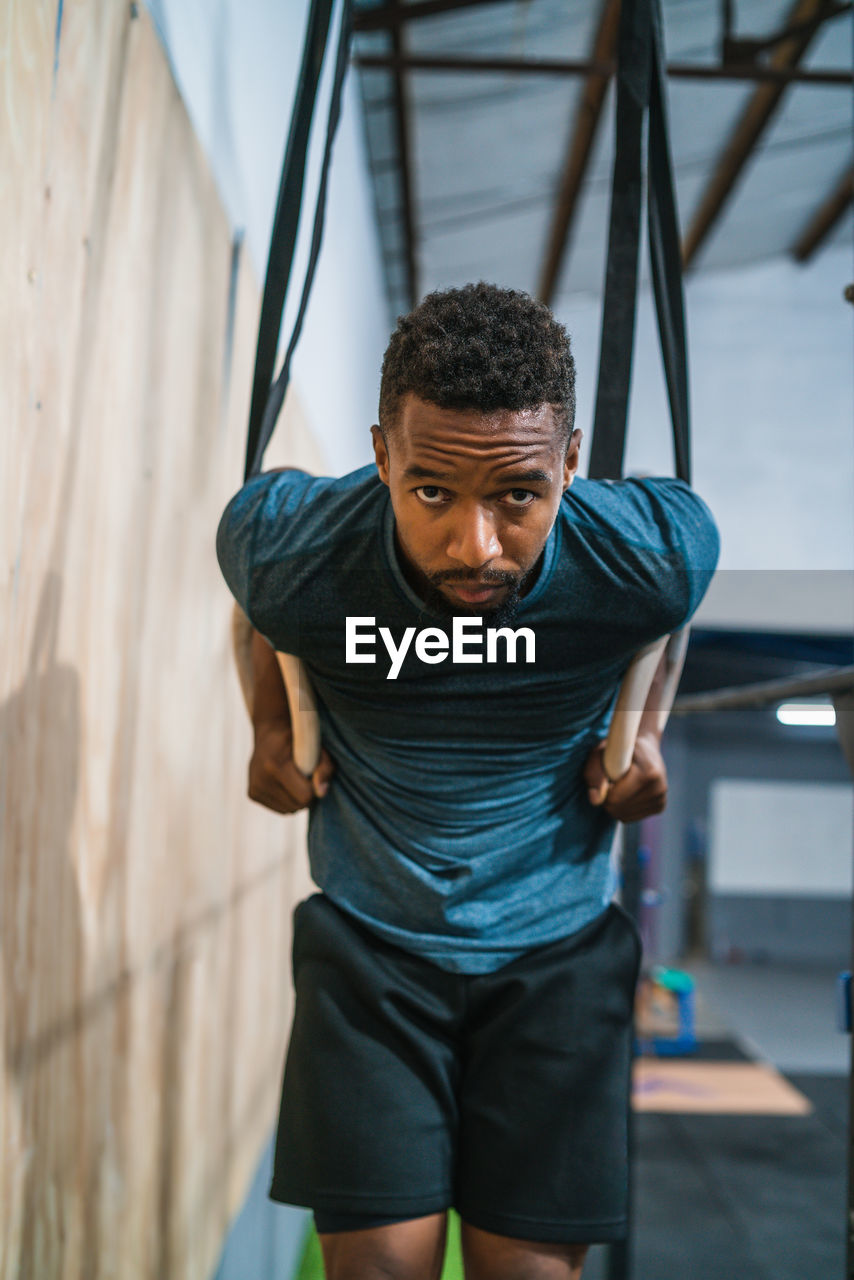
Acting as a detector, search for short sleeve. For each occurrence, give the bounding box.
[560,476,720,641]
[215,464,385,652]
[215,469,328,621]
[634,478,720,627]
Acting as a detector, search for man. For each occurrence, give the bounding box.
[216,283,719,1280]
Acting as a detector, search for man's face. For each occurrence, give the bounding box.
[372,393,581,621]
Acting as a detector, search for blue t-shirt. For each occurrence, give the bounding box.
[216,465,719,972]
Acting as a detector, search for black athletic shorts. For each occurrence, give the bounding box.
[269,892,641,1243]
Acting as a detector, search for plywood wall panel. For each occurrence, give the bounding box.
[1,2,327,1277]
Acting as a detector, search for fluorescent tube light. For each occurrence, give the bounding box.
[776,702,836,727]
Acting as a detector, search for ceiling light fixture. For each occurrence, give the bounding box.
[776,702,836,727]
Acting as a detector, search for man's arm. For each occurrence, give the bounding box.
[220,465,334,813]
[581,477,716,823]
[246,628,334,813]
[583,646,672,823]
[249,627,292,723]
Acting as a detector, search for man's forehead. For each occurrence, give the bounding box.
[398,394,561,449]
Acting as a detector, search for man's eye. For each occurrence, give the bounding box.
[415,486,446,505]
[504,489,536,507]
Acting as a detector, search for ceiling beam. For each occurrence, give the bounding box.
[722,1,851,62]
[353,0,516,33]
[681,0,840,269]
[352,51,853,87]
[791,165,854,261]
[537,0,620,306]
[389,0,419,307]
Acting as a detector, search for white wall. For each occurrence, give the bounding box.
[709,778,854,897]
[144,0,388,473]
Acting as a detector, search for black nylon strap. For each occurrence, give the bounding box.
[589,0,690,486]
[247,0,353,480]
[647,0,691,484]
[244,0,337,481]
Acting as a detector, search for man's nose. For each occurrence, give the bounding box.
[446,504,502,568]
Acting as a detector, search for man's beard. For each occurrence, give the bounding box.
[420,568,529,627]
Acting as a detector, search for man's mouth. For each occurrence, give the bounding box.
[445,582,504,605]
[421,571,525,625]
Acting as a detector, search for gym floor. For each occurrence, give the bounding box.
[586,960,848,1280]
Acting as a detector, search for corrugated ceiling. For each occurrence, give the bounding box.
[352,0,853,317]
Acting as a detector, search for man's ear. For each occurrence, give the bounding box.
[563,429,583,491]
[371,424,390,485]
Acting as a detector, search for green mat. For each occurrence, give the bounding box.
[296,1210,464,1279]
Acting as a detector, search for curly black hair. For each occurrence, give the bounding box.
[378,282,576,447]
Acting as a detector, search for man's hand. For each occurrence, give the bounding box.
[248,720,335,814]
[583,732,667,823]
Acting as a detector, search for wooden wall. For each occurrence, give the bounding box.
[0,2,324,1276]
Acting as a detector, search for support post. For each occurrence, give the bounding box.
[833,690,854,1277]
